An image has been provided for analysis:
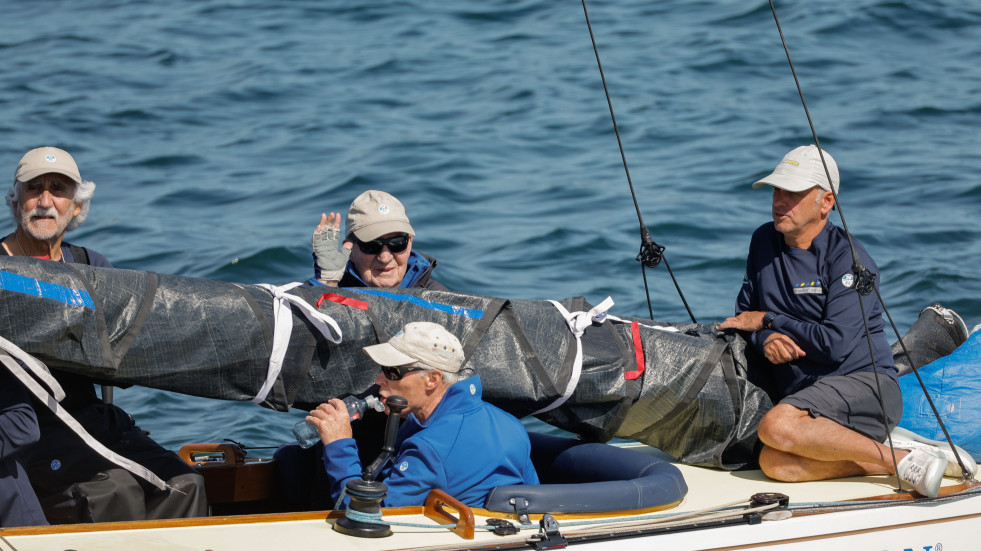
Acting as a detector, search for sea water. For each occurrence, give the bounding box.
[0,0,978,454]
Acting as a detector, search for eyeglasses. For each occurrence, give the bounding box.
[356,235,410,255]
[380,364,427,381]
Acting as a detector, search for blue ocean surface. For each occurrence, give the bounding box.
[0,1,978,455]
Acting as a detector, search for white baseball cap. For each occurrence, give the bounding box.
[753,145,839,194]
[16,147,82,185]
[363,322,465,373]
[345,190,415,242]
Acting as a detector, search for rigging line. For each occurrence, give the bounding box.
[580,0,696,323]
[766,0,906,490]
[766,0,970,487]
[767,1,864,272]
[876,293,976,481]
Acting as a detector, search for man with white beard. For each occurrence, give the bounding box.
[1,147,207,524]
[1,147,109,265]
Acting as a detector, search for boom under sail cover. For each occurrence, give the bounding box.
[0,257,771,469]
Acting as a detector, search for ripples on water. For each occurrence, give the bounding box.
[0,0,978,452]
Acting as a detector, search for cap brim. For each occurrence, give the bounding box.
[363,342,417,367]
[752,174,815,193]
[16,167,82,185]
[352,221,415,242]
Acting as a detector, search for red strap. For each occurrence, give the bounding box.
[624,321,645,380]
[316,292,368,310]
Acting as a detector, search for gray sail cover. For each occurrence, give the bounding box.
[0,256,771,469]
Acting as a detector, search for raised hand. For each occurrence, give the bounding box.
[312,212,352,283]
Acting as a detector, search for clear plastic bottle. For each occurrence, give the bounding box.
[292,395,385,449]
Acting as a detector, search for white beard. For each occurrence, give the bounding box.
[18,204,73,242]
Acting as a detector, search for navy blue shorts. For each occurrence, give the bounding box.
[781,371,902,442]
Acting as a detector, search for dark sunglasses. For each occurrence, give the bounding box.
[380,364,427,381]
[356,235,410,255]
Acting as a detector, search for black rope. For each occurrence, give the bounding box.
[875,293,975,480]
[767,0,973,487]
[580,0,696,324]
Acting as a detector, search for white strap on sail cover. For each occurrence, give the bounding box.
[254,282,343,405]
[0,335,169,491]
[604,316,680,333]
[536,296,617,415]
[537,297,680,416]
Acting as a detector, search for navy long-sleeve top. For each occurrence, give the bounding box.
[734,221,897,400]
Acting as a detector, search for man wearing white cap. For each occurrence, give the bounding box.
[307,321,538,507]
[308,190,447,289]
[0,145,103,526]
[1,147,207,523]
[2,147,108,265]
[719,145,958,498]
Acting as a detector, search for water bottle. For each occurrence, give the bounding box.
[292,395,386,449]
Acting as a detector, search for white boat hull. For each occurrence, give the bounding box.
[3,462,977,551]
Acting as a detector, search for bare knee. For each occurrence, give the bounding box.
[759,445,807,482]
[757,404,806,451]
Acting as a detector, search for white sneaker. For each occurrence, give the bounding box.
[897,448,947,498]
[886,426,977,478]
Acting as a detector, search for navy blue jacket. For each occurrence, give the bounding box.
[0,369,47,527]
[735,221,896,400]
[0,238,110,270]
[322,375,539,507]
[60,242,111,268]
[0,240,107,526]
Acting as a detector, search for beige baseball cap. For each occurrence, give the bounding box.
[752,145,839,194]
[345,190,415,242]
[363,322,465,373]
[15,147,82,185]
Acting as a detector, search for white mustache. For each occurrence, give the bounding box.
[28,206,60,220]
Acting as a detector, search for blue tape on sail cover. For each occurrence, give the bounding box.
[0,270,95,309]
[348,288,485,319]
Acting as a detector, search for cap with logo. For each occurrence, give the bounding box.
[345,190,415,242]
[363,321,465,373]
[15,147,82,185]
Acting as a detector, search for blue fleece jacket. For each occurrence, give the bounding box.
[308,250,446,290]
[322,375,538,507]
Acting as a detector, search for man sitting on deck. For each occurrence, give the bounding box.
[719,145,971,498]
[1,146,207,523]
[306,321,539,507]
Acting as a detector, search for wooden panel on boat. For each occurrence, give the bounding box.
[194,460,278,503]
[179,443,278,504]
